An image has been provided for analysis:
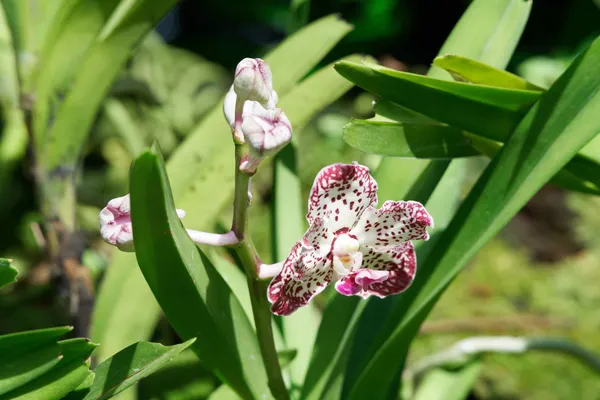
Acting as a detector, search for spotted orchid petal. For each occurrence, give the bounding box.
[335,269,390,298]
[268,242,333,316]
[336,242,416,298]
[308,163,378,232]
[352,200,433,248]
[239,101,292,174]
[99,194,185,252]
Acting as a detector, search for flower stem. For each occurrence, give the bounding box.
[231,144,289,399]
[186,230,239,246]
[232,145,250,239]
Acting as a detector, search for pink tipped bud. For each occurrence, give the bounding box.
[233,58,274,104]
[239,101,292,174]
[99,194,185,252]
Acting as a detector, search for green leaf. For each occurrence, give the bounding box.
[470,134,600,195]
[343,120,479,158]
[0,4,28,197]
[208,384,241,400]
[277,349,298,368]
[0,363,91,400]
[300,297,363,400]
[345,121,600,194]
[412,363,481,400]
[43,0,177,172]
[374,101,439,125]
[429,0,532,78]
[0,327,72,359]
[0,339,96,400]
[58,338,99,365]
[62,371,95,400]
[266,14,353,95]
[129,147,271,399]
[0,258,18,288]
[433,55,543,90]
[83,339,195,400]
[0,344,62,395]
[348,34,600,400]
[136,348,216,400]
[334,61,540,142]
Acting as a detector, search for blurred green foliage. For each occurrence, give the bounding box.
[1,0,600,399]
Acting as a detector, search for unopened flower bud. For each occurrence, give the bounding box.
[233,58,274,104]
[99,194,185,252]
[239,101,292,174]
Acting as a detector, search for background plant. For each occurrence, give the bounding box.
[1,0,600,399]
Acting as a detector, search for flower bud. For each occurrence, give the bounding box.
[99,194,185,252]
[233,58,274,104]
[239,101,292,174]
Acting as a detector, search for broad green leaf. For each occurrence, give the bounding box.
[412,363,481,400]
[343,0,533,397]
[0,4,28,196]
[374,101,439,125]
[129,147,271,399]
[0,363,91,400]
[300,297,362,400]
[58,338,98,365]
[0,327,72,359]
[208,385,242,400]
[334,61,539,142]
[0,258,17,288]
[0,344,61,395]
[32,0,120,147]
[92,18,357,367]
[343,121,479,158]
[103,99,146,156]
[136,348,216,400]
[345,121,600,194]
[62,372,95,400]
[348,35,600,400]
[433,55,543,90]
[43,0,177,172]
[470,134,600,195]
[266,14,352,95]
[0,339,97,400]
[277,349,298,368]
[83,339,195,400]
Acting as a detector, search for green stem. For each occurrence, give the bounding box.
[232,145,250,239]
[231,144,289,400]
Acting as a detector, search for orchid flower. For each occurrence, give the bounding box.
[99,194,237,251]
[267,162,433,316]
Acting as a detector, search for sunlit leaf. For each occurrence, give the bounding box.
[82,339,195,400]
[129,146,271,399]
[0,344,61,395]
[343,120,479,158]
[334,61,539,142]
[433,55,543,90]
